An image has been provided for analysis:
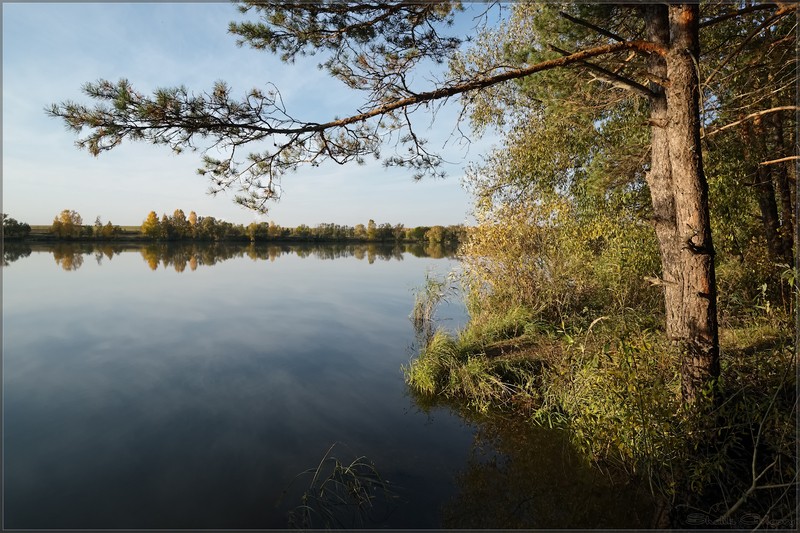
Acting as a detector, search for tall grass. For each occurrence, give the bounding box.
[405,306,546,413]
[282,442,397,530]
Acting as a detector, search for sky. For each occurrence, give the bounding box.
[2,2,503,228]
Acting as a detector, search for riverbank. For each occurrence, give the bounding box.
[405,305,796,528]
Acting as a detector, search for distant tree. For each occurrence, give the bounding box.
[366,219,377,241]
[247,222,258,241]
[2,214,31,238]
[293,223,311,239]
[377,222,393,241]
[50,209,83,238]
[196,216,218,240]
[444,224,466,244]
[171,209,189,239]
[392,223,405,241]
[94,216,103,237]
[426,225,445,244]
[405,226,428,242]
[141,211,161,239]
[160,214,171,239]
[101,221,117,239]
[354,223,367,240]
[268,220,282,239]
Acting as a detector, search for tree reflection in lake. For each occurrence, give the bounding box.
[2,242,32,266]
[52,243,86,271]
[2,241,456,271]
[409,396,658,529]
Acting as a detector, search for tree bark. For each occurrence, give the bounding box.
[664,4,720,405]
[644,4,682,341]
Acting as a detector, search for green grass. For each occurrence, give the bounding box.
[404,306,548,413]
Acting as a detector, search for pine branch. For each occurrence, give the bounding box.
[548,44,654,98]
[48,38,665,213]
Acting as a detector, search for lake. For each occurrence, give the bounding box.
[2,242,655,529]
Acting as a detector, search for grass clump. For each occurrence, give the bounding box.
[405,306,547,413]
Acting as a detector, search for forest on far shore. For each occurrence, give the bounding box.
[2,210,465,244]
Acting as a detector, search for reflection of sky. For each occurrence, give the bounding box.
[3,249,472,528]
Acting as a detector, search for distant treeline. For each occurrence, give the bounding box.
[2,210,466,244]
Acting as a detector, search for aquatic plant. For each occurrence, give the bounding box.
[283,442,398,530]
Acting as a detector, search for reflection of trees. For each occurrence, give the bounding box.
[52,243,87,271]
[6,241,456,271]
[94,244,119,265]
[133,242,454,271]
[406,242,456,259]
[2,242,32,266]
[407,390,657,529]
[434,412,657,529]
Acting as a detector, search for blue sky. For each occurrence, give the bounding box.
[3,2,502,227]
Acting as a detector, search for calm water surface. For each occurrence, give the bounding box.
[3,242,654,529]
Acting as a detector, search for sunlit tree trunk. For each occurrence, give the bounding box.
[644,4,682,341]
[645,4,720,405]
[664,4,720,405]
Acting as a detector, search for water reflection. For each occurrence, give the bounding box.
[2,242,32,266]
[4,242,455,271]
[52,243,85,271]
[409,394,657,529]
[4,244,468,529]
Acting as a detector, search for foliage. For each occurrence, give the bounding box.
[406,303,797,527]
[2,214,31,238]
[50,209,83,238]
[140,211,161,239]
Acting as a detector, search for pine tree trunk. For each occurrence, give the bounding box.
[644,4,682,341]
[664,4,720,405]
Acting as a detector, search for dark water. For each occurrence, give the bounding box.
[2,242,654,529]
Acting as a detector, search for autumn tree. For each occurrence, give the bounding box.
[141,210,161,239]
[426,225,445,245]
[46,1,797,405]
[50,209,83,238]
[366,219,377,241]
